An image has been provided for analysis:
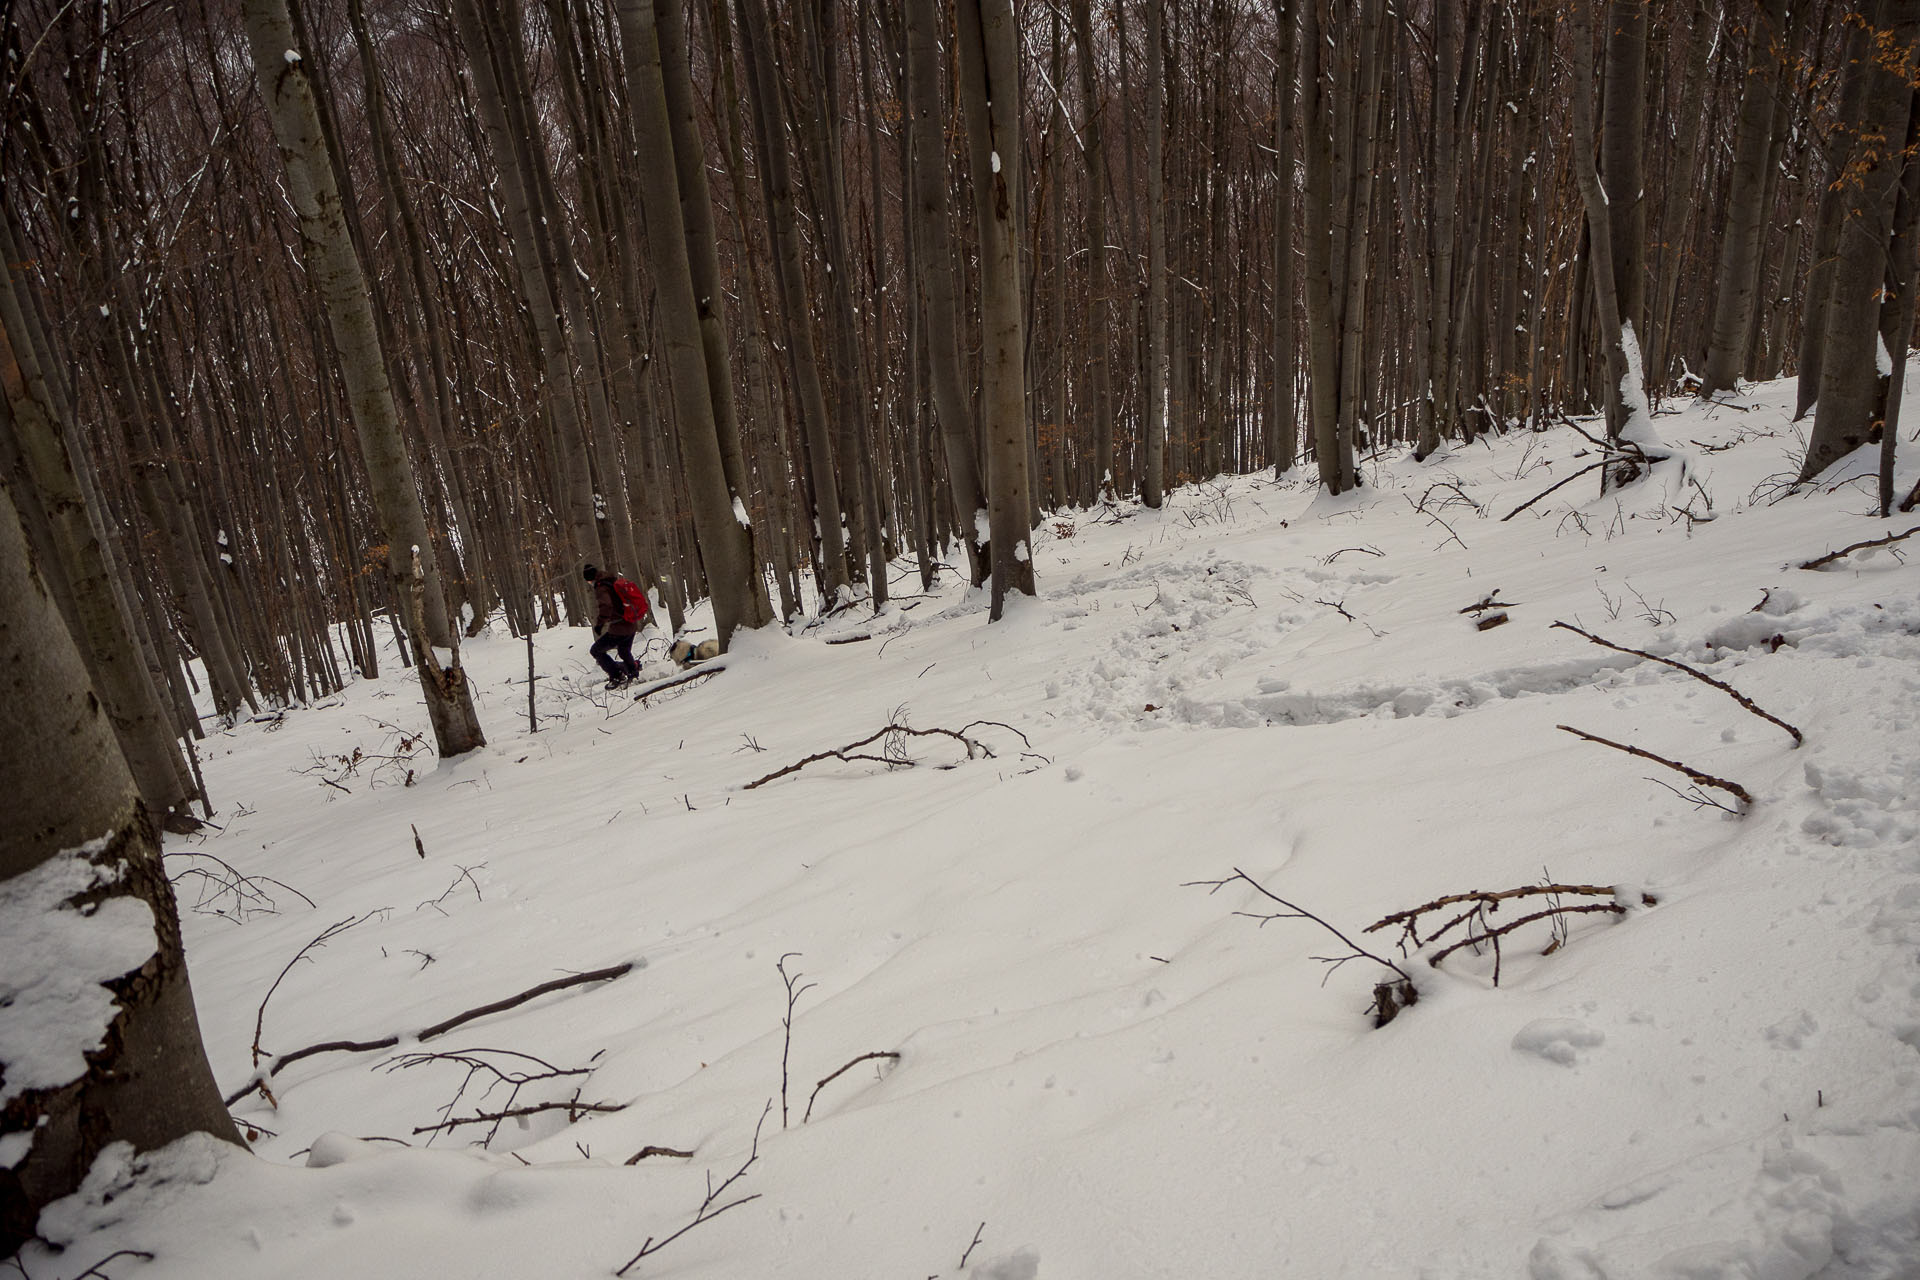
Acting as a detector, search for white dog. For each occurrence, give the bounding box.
[669,637,720,668]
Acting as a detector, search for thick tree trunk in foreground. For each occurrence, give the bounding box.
[244,0,485,757]
[0,478,239,1258]
[0,233,196,824]
[956,0,1037,616]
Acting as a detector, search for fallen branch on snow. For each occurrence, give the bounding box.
[226,962,635,1107]
[614,1101,770,1276]
[743,720,1029,791]
[1556,724,1753,808]
[1367,881,1657,986]
[1550,620,1802,745]
[1797,524,1919,570]
[1185,868,1418,1027]
[803,1051,902,1123]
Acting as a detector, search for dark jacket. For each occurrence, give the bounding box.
[592,575,639,637]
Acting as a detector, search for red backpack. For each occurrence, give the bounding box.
[610,576,650,626]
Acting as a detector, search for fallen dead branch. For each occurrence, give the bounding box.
[743,720,1029,791]
[1459,590,1515,616]
[628,662,726,705]
[1367,881,1656,986]
[1501,459,1609,521]
[251,912,384,1074]
[227,962,635,1107]
[1185,868,1418,1027]
[1797,523,1919,570]
[615,1101,770,1277]
[411,1098,626,1136]
[1550,620,1802,745]
[803,1051,902,1123]
[1557,724,1753,808]
[166,851,314,922]
[626,1145,696,1164]
[386,1047,596,1146]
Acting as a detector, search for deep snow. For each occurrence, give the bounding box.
[14,374,1920,1279]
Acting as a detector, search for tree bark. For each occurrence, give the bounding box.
[616,0,768,647]
[0,477,239,1259]
[1142,0,1169,508]
[1803,0,1920,482]
[956,0,1037,615]
[1700,0,1789,399]
[244,0,486,756]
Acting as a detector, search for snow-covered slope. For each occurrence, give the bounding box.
[20,377,1920,1279]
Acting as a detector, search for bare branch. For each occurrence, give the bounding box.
[802,1051,901,1123]
[1550,620,1802,744]
[1797,524,1919,570]
[744,721,1024,790]
[1557,724,1753,807]
[1501,459,1611,521]
[227,963,635,1106]
[615,1101,771,1276]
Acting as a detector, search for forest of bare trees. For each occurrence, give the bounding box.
[2,0,1918,781]
[5,0,1919,785]
[5,0,1920,1242]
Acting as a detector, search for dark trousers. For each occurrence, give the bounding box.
[591,631,639,680]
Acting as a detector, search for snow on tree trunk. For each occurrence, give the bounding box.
[0,480,239,1258]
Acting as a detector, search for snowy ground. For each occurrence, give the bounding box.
[17,375,1920,1279]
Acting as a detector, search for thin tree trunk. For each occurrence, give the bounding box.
[244,0,485,756]
[956,0,1037,615]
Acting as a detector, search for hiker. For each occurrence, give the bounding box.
[583,564,650,688]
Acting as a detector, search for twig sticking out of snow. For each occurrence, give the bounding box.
[742,720,1030,791]
[776,955,815,1129]
[1185,868,1417,1027]
[1797,523,1919,571]
[802,1051,901,1123]
[959,1222,988,1270]
[1550,620,1802,745]
[226,962,635,1107]
[1367,881,1657,985]
[1556,724,1753,808]
[614,1100,771,1276]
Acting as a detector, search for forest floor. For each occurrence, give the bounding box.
[18,374,1920,1279]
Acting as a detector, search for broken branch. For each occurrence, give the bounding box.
[226,962,635,1106]
[743,720,1026,790]
[1797,523,1919,570]
[1557,724,1753,807]
[1550,620,1802,745]
[802,1051,902,1123]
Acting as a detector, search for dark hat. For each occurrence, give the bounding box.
[581,564,599,582]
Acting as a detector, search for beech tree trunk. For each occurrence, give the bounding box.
[956,0,1037,616]
[1700,0,1788,399]
[1805,0,1920,483]
[244,0,485,757]
[1142,0,1169,508]
[904,0,990,582]
[616,0,769,647]
[0,477,240,1259]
